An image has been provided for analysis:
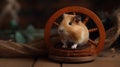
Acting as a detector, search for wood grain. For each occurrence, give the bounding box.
[62,56,120,67]
[34,58,61,67]
[0,58,34,67]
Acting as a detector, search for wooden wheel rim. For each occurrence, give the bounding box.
[44,6,105,53]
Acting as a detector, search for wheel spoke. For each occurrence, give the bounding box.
[83,16,89,24]
[88,39,97,47]
[54,22,59,26]
[89,28,98,32]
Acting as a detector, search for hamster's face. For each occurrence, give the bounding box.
[60,13,81,26]
[58,14,82,40]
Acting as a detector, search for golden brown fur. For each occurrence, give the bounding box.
[58,14,89,49]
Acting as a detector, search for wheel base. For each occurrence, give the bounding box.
[49,54,96,62]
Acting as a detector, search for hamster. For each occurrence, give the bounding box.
[58,13,89,49]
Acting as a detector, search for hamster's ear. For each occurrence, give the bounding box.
[75,15,81,23]
[63,13,68,17]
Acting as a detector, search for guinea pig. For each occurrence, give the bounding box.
[58,13,89,49]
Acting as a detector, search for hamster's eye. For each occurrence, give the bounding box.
[68,22,72,25]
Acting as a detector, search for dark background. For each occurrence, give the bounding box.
[0,0,119,29]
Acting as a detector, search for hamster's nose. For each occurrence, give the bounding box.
[58,29,64,33]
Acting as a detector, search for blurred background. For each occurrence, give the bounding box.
[0,0,119,58]
[0,0,119,29]
[0,0,119,48]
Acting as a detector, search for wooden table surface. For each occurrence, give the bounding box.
[0,53,120,67]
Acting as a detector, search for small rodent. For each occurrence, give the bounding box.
[58,13,89,49]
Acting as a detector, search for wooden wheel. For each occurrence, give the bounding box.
[44,6,105,62]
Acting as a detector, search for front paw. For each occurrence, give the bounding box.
[71,44,77,49]
[62,44,67,48]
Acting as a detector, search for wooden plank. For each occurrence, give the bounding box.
[0,58,34,67]
[62,56,120,67]
[34,58,61,67]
